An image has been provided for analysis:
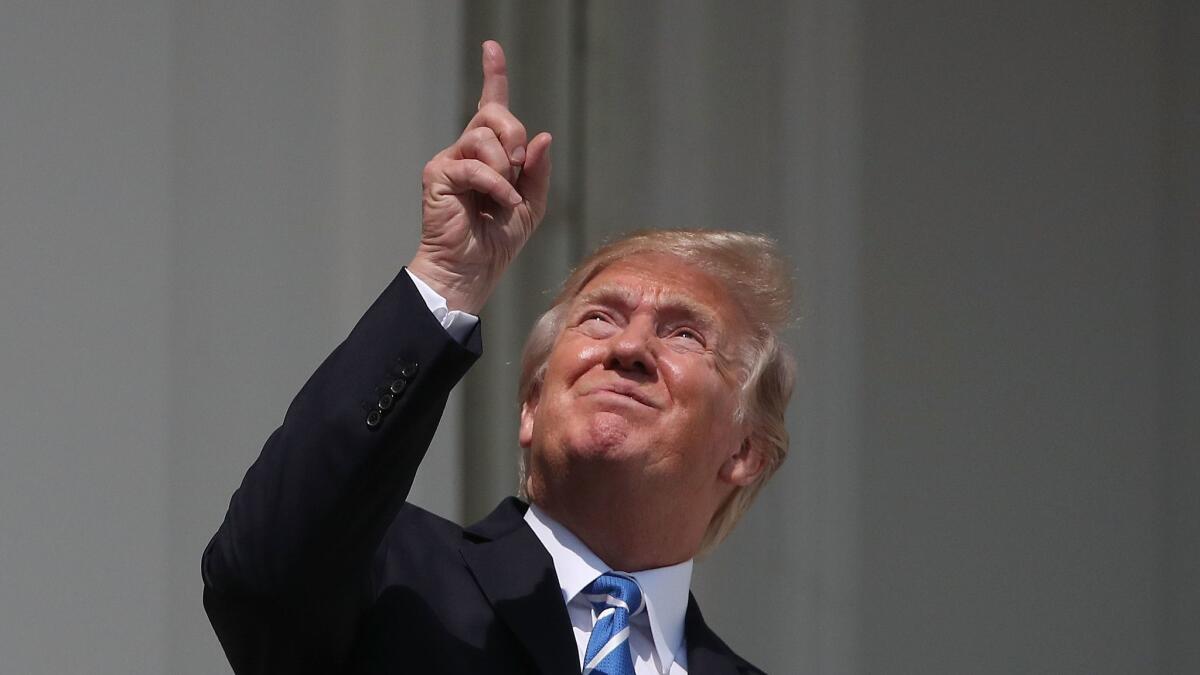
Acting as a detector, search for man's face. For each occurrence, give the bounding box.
[520,253,762,508]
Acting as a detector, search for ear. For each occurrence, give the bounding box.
[718,436,766,488]
[518,395,538,449]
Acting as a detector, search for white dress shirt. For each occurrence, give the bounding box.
[405,269,479,343]
[524,505,692,675]
[405,268,693,674]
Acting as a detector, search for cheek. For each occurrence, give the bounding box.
[546,335,606,380]
[657,357,696,395]
[665,363,743,446]
[572,343,607,368]
[661,357,732,409]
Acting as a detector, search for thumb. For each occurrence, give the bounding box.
[515,132,553,222]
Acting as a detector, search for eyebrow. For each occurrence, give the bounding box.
[573,284,722,333]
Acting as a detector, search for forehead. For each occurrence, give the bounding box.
[574,253,745,322]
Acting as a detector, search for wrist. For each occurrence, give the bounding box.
[406,257,493,315]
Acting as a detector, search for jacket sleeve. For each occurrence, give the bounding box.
[201,268,482,673]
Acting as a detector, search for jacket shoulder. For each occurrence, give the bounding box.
[374,502,470,573]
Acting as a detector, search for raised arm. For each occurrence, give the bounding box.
[202,40,551,672]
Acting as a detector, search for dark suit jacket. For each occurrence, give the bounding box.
[202,269,766,674]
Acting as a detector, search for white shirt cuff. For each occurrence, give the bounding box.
[404,269,479,344]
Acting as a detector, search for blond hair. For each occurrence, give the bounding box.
[518,229,796,554]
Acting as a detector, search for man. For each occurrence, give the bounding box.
[203,41,794,674]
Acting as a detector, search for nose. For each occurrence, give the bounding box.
[604,315,658,376]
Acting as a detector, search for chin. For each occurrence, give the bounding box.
[567,412,642,461]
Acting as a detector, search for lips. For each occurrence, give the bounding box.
[583,382,659,409]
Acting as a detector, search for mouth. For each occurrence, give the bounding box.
[584,384,658,409]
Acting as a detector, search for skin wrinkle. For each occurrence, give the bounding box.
[571,285,725,350]
[515,233,794,555]
[520,254,763,571]
[566,281,747,396]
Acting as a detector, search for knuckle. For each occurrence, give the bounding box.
[422,160,440,181]
[485,110,520,134]
[460,127,500,156]
[467,126,493,143]
[478,104,524,136]
[502,119,528,144]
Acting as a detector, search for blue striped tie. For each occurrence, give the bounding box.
[581,572,645,675]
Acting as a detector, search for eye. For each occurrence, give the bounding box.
[669,326,705,345]
[575,310,618,337]
[582,311,609,324]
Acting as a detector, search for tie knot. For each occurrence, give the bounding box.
[583,572,645,617]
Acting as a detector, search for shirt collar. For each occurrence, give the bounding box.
[524,504,693,671]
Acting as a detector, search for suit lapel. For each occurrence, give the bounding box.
[460,498,580,675]
[685,594,752,675]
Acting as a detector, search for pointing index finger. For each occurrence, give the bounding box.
[477,40,509,109]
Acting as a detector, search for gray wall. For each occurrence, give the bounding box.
[1,2,172,672]
[0,2,1194,674]
[1,1,462,673]
[858,1,1166,672]
[1163,1,1200,672]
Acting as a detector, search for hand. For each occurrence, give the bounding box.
[408,40,553,314]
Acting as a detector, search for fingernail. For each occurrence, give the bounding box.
[511,146,526,164]
[509,191,523,206]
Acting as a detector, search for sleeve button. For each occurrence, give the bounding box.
[377,393,395,411]
[388,378,407,395]
[366,410,383,428]
[399,362,419,378]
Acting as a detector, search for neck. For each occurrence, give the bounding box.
[528,470,714,571]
